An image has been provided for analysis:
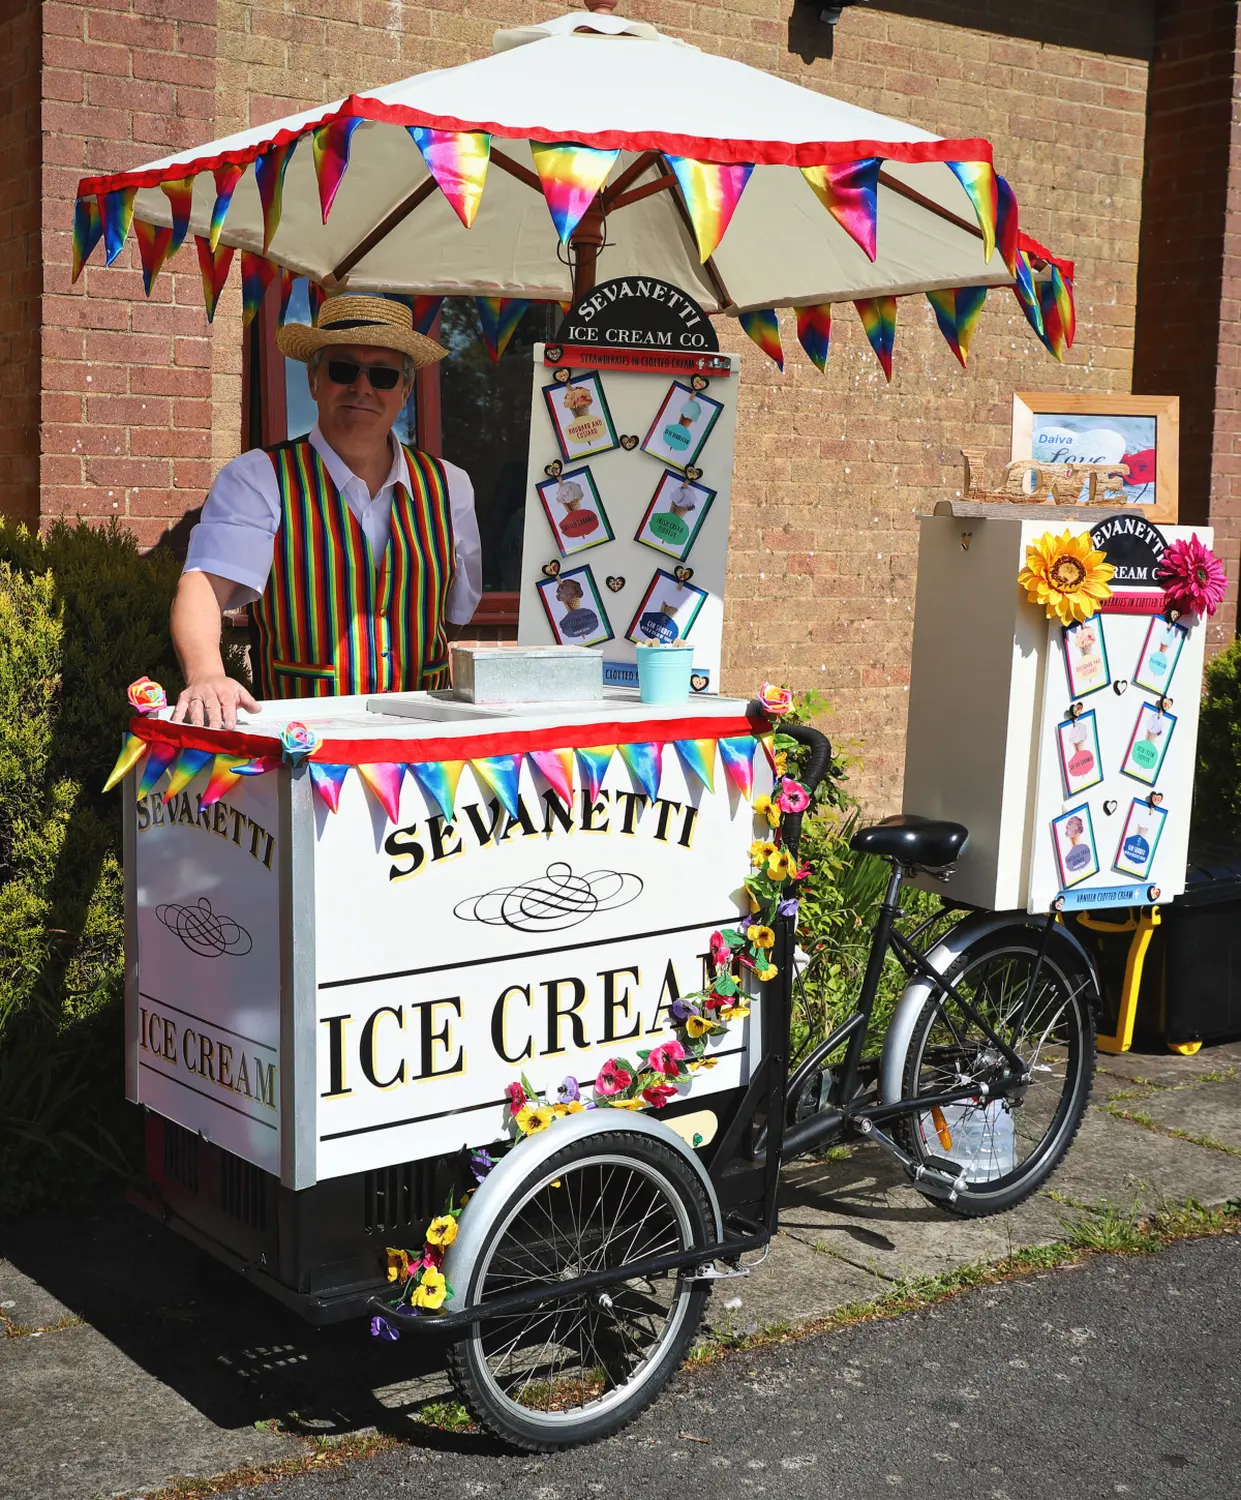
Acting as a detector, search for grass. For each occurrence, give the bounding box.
[1101,1102,1241,1159]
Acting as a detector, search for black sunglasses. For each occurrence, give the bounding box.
[324,358,404,391]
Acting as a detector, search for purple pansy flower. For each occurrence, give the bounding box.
[370,1315,400,1341]
[557,1075,580,1104]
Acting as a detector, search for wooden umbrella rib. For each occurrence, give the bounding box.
[490,147,543,194]
[332,177,439,280]
[876,170,980,240]
[601,150,661,209]
[608,174,677,212]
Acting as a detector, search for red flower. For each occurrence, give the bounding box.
[505,1081,527,1116]
[596,1059,632,1096]
[647,1040,686,1078]
[641,1082,677,1108]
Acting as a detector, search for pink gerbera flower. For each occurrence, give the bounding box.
[1159,535,1227,617]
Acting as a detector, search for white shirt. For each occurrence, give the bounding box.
[184,424,484,625]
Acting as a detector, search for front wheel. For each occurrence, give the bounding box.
[446,1131,713,1451]
[896,930,1096,1217]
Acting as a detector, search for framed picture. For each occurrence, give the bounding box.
[1114,798,1168,881]
[1012,393,1179,522]
[536,467,613,557]
[1120,700,1177,786]
[625,569,709,645]
[1051,803,1100,889]
[634,471,717,561]
[1133,616,1187,695]
[535,565,613,647]
[640,381,724,471]
[1056,710,1103,797]
[1062,617,1111,699]
[543,372,619,461]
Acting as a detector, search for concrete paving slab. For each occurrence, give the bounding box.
[702,1228,885,1337]
[1131,1077,1241,1156]
[0,1258,78,1334]
[1095,1041,1241,1090]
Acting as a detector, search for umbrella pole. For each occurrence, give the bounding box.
[570,198,605,297]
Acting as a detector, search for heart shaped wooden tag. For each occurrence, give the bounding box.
[619,434,639,451]
[1148,885,1161,902]
[690,374,709,392]
[674,566,694,583]
[545,346,563,363]
[1148,791,1164,807]
[1103,799,1118,816]
[544,459,563,479]
[684,465,703,481]
[1113,679,1129,695]
[690,673,709,692]
[605,575,625,593]
[541,559,561,578]
[553,367,571,385]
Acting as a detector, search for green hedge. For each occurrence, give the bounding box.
[1195,636,1241,842]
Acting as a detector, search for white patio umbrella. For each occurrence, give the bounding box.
[74,3,1073,366]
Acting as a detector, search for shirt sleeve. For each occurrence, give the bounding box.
[183,449,282,606]
[442,459,484,625]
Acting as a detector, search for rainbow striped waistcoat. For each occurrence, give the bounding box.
[250,437,456,700]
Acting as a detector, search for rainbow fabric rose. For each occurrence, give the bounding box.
[280,720,320,764]
[757,682,794,717]
[127,677,167,715]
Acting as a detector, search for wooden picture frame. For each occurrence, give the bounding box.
[1011,393,1179,523]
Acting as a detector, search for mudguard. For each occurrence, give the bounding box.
[878,911,1099,1107]
[441,1110,723,1314]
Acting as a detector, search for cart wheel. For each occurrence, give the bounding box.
[1168,1039,1203,1056]
[446,1130,713,1451]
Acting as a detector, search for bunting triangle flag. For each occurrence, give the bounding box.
[241,251,278,328]
[994,173,1019,279]
[307,282,326,322]
[308,762,350,813]
[232,755,282,776]
[161,176,195,253]
[738,309,784,371]
[278,267,297,327]
[717,736,756,799]
[664,155,753,263]
[102,732,147,793]
[796,303,832,373]
[202,753,249,808]
[529,748,576,806]
[471,754,523,821]
[409,759,466,822]
[1037,276,1067,361]
[134,220,174,296]
[1012,249,1043,338]
[477,297,529,363]
[162,748,214,803]
[674,738,716,794]
[357,762,406,822]
[576,745,614,803]
[407,126,491,229]
[800,157,880,261]
[195,235,235,323]
[209,163,244,251]
[531,141,619,244]
[618,741,663,802]
[412,295,443,335]
[137,741,179,799]
[254,138,298,253]
[926,286,988,368]
[312,115,362,223]
[1051,264,1075,348]
[97,186,137,266]
[72,195,104,283]
[947,160,998,265]
[854,296,897,381]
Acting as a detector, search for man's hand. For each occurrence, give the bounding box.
[172,677,258,730]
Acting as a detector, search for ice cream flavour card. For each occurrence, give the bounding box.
[1051,803,1101,889]
[1120,700,1177,786]
[1062,617,1110,698]
[1114,798,1168,881]
[1133,616,1187,695]
[634,471,716,561]
[1056,710,1103,797]
[542,372,619,461]
[536,466,613,557]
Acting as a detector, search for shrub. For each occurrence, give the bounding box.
[1195,637,1241,842]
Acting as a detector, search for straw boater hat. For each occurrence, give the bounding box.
[276,294,447,369]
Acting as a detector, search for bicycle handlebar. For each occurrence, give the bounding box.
[769,722,833,862]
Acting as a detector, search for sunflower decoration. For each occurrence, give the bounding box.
[1018,529,1115,624]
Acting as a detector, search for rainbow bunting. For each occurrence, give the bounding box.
[408,126,491,229]
[307,282,326,322]
[357,762,406,822]
[202,753,248,808]
[232,755,281,776]
[717,736,756,800]
[254,138,297,253]
[618,742,663,802]
[312,115,362,223]
[664,155,753,263]
[209,163,244,251]
[137,741,179,799]
[162,748,214,803]
[241,251,278,327]
[308,762,350,813]
[738,309,784,371]
[278,267,297,327]
[854,296,897,381]
[1051,264,1075,348]
[947,160,998,265]
[576,745,614,803]
[800,156,880,261]
[926,286,987,368]
[195,235,235,323]
[994,173,1019,278]
[531,141,619,244]
[471,755,523,821]
[796,303,832,373]
[674,738,716,794]
[102,732,147,793]
[529,748,576,806]
[409,759,466,822]
[1012,250,1043,338]
[477,297,528,363]
[133,220,173,296]
[97,186,137,266]
[161,176,195,253]
[412,295,443,335]
[1037,276,1067,361]
[72,195,104,283]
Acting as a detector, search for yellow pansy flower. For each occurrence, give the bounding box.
[515,1103,555,1135]
[752,793,782,829]
[386,1248,411,1283]
[721,1001,753,1021]
[410,1265,448,1310]
[609,1097,645,1110]
[425,1215,458,1249]
[747,924,776,950]
[774,751,788,776]
[750,839,778,865]
[553,1100,585,1116]
[767,849,798,882]
[686,1014,717,1038]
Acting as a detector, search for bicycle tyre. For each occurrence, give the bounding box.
[446,1131,713,1451]
[895,928,1095,1218]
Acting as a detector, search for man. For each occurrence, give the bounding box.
[171,294,482,728]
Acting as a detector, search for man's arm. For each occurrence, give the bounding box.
[170,570,259,730]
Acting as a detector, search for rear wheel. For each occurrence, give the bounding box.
[446,1131,713,1450]
[896,931,1095,1217]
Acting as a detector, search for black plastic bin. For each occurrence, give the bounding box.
[1159,844,1241,1049]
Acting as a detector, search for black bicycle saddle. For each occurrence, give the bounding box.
[849,813,969,870]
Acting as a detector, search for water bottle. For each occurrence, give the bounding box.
[924,1100,1016,1180]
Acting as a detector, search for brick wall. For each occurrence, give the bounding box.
[0,0,42,527]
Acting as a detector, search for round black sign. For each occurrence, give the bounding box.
[554,277,719,353]
[1089,514,1168,590]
